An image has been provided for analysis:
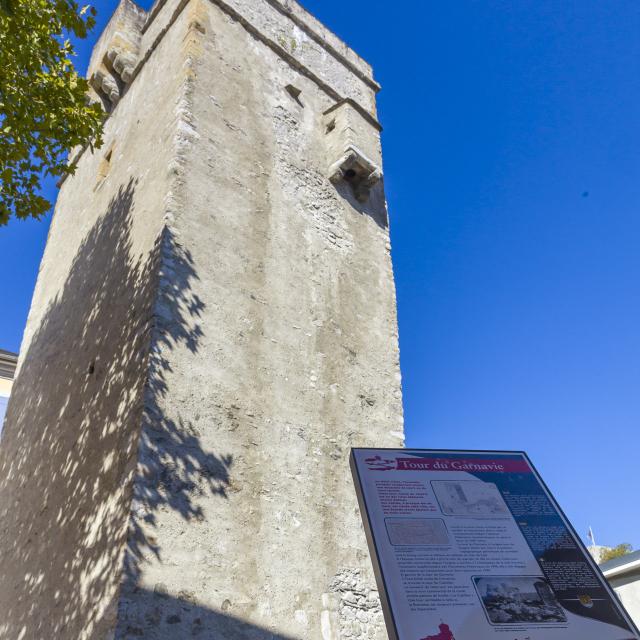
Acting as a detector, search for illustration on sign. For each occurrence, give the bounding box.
[351,448,640,640]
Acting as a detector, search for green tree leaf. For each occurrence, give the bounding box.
[0,0,103,225]
[600,543,633,564]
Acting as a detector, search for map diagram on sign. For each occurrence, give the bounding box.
[385,518,450,546]
[432,480,509,517]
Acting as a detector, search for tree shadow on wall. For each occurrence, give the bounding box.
[0,178,233,640]
[117,588,297,639]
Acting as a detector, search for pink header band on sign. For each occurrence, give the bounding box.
[395,457,532,473]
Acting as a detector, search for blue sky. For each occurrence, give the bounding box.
[1,0,639,549]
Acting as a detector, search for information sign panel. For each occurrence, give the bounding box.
[351,448,640,640]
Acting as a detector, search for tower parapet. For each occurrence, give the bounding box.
[87,0,146,110]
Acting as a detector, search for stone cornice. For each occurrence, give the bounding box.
[143,0,380,92]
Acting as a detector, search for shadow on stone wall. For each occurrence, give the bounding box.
[116,588,297,639]
[118,220,235,622]
[335,179,389,230]
[0,179,233,639]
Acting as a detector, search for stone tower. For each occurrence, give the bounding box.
[0,1,403,638]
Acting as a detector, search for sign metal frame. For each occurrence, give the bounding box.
[351,447,640,640]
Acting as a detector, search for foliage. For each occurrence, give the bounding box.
[600,543,634,564]
[0,0,104,225]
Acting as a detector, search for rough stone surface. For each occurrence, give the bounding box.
[0,1,403,638]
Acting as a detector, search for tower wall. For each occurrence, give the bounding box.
[0,4,190,638]
[0,1,403,638]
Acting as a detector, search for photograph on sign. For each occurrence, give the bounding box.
[351,448,640,640]
[473,575,566,624]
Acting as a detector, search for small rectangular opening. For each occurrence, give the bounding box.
[95,146,114,189]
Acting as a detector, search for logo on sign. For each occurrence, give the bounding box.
[420,622,455,640]
[364,455,395,471]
